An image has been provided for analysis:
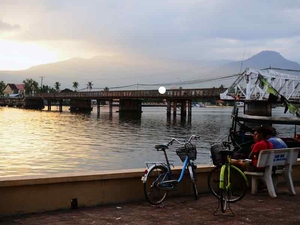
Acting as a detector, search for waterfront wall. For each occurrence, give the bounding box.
[0,162,300,216]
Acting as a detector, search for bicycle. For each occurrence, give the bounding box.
[141,135,199,205]
[207,137,249,214]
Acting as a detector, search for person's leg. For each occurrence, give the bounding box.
[231,159,246,170]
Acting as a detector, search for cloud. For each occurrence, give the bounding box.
[1,0,300,63]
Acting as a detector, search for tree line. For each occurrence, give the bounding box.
[0,79,109,96]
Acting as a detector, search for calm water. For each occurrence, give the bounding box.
[0,106,295,177]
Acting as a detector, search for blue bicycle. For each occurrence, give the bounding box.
[141,135,199,205]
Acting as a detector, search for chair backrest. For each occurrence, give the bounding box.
[256,148,300,168]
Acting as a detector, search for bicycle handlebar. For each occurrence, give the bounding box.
[167,135,200,146]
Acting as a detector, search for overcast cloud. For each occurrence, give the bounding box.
[1,0,300,68]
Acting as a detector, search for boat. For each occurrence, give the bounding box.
[219,67,300,157]
[229,103,300,157]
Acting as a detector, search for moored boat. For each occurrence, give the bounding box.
[229,103,300,157]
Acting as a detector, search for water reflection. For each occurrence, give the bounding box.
[4,106,292,177]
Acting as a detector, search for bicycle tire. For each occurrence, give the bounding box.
[188,164,198,200]
[220,165,229,213]
[144,165,170,205]
[207,166,247,203]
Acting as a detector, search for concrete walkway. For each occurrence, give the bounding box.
[1,184,300,225]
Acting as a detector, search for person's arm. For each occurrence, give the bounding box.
[248,142,260,159]
[248,151,254,159]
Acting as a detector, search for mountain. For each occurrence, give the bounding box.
[0,54,215,90]
[0,50,299,90]
[224,50,300,73]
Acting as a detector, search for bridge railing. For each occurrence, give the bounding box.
[37,88,225,99]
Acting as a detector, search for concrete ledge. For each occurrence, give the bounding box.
[0,163,299,216]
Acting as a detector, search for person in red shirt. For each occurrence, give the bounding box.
[232,126,274,171]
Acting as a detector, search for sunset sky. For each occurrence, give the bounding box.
[1,0,300,71]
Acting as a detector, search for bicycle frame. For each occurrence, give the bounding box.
[173,156,191,183]
[143,154,191,184]
[219,159,248,190]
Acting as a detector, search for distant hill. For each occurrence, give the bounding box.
[224,50,300,73]
[0,50,299,89]
[0,54,216,89]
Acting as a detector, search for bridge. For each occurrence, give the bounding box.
[220,68,300,103]
[0,87,225,119]
[2,67,300,118]
[220,67,300,119]
[37,87,225,118]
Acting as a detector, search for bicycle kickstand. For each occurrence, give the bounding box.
[213,200,234,217]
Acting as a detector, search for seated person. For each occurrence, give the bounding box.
[266,126,288,149]
[232,126,274,171]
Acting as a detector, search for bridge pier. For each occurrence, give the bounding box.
[69,99,92,112]
[59,99,63,112]
[173,101,177,116]
[180,100,187,117]
[166,99,192,122]
[188,100,192,119]
[97,99,101,117]
[47,100,51,111]
[23,97,44,110]
[119,99,142,113]
[167,101,171,116]
[109,100,113,114]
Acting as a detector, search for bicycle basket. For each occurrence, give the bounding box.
[210,143,225,166]
[176,143,197,162]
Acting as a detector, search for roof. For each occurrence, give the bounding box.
[232,114,300,125]
[6,83,25,91]
[15,84,25,91]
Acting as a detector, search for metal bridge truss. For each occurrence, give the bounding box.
[220,68,300,102]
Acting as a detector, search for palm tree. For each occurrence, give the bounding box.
[23,78,39,95]
[73,81,79,91]
[54,82,61,92]
[87,81,93,91]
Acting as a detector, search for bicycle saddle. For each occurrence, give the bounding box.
[155,144,169,150]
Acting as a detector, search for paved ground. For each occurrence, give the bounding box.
[1,184,300,225]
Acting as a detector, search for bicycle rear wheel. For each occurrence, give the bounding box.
[208,166,247,203]
[144,165,170,205]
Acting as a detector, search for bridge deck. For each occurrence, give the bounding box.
[37,88,225,100]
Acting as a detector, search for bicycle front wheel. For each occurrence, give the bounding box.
[144,165,170,205]
[188,163,198,200]
[207,165,247,203]
[220,166,229,213]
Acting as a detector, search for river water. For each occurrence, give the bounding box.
[0,106,295,177]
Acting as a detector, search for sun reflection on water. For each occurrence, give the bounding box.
[1,106,293,177]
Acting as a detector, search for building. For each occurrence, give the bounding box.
[2,84,25,96]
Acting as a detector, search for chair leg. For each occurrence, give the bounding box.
[264,175,277,198]
[251,176,258,195]
[272,175,279,193]
[284,171,296,195]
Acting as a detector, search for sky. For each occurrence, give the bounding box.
[1,0,300,71]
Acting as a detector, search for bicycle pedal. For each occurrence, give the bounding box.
[162,180,178,185]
